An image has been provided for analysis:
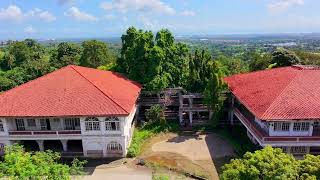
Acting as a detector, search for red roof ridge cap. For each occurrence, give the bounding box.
[69,65,129,114]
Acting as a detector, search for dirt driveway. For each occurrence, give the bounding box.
[141,133,235,180]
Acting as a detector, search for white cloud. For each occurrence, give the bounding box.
[180,10,196,16]
[0,5,56,23]
[27,8,56,22]
[104,14,116,20]
[267,0,304,13]
[24,26,36,33]
[0,5,23,22]
[64,7,98,21]
[100,0,176,15]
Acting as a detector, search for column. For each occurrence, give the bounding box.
[179,111,183,124]
[36,140,44,151]
[228,94,235,125]
[189,112,193,126]
[61,140,68,152]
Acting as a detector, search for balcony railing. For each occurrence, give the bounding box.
[8,130,81,136]
[234,108,320,144]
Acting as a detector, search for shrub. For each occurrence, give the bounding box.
[145,105,166,125]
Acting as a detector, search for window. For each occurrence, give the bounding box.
[85,117,100,131]
[27,119,36,127]
[293,122,310,132]
[278,146,287,152]
[107,142,122,152]
[39,119,47,130]
[64,118,80,130]
[0,120,4,132]
[290,146,307,154]
[105,117,120,131]
[15,119,25,131]
[274,122,290,132]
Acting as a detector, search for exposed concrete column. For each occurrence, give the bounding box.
[228,94,235,125]
[36,140,44,151]
[61,140,68,152]
[179,111,183,124]
[189,112,193,126]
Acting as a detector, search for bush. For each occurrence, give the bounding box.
[145,105,166,125]
[221,146,320,180]
[0,144,87,179]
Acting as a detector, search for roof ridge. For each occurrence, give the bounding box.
[261,70,301,119]
[69,65,129,114]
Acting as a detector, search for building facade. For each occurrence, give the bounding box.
[225,65,320,156]
[0,65,142,157]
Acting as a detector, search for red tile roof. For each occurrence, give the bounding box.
[224,65,320,121]
[0,65,142,117]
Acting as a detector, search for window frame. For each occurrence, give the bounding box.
[274,122,290,132]
[293,122,310,132]
[0,120,4,132]
[26,119,36,127]
[85,117,100,131]
[105,117,120,131]
[107,142,122,152]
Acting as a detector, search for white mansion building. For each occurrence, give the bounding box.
[0,65,141,157]
[225,65,320,156]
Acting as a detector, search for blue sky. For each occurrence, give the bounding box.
[0,0,319,39]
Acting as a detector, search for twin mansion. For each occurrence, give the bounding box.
[225,65,320,156]
[0,65,141,157]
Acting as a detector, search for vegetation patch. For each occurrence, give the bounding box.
[221,146,320,180]
[127,121,179,157]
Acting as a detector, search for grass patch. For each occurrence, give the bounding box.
[127,121,179,157]
[152,174,169,180]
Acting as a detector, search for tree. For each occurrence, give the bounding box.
[221,146,320,180]
[271,48,301,67]
[248,51,272,71]
[117,27,189,91]
[117,27,156,85]
[203,61,225,127]
[50,42,82,68]
[0,144,86,180]
[80,40,112,68]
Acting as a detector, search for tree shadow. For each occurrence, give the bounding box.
[166,134,203,143]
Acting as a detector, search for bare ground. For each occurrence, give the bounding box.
[138,133,236,180]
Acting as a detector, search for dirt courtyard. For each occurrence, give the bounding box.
[140,133,236,180]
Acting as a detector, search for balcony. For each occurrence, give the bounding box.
[8,130,81,136]
[234,108,320,145]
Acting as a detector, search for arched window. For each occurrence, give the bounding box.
[107,142,122,153]
[85,117,100,131]
[105,117,120,131]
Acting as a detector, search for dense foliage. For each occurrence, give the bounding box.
[0,144,86,180]
[0,39,115,92]
[221,146,320,180]
[145,105,166,125]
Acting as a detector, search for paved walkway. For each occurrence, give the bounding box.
[81,165,152,180]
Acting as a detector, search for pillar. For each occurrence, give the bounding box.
[61,140,68,152]
[36,140,44,151]
[228,94,235,125]
[179,111,183,124]
[189,112,193,126]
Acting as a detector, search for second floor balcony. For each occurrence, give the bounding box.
[234,108,320,146]
[7,118,81,136]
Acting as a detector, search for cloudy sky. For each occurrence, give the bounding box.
[0,0,319,39]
